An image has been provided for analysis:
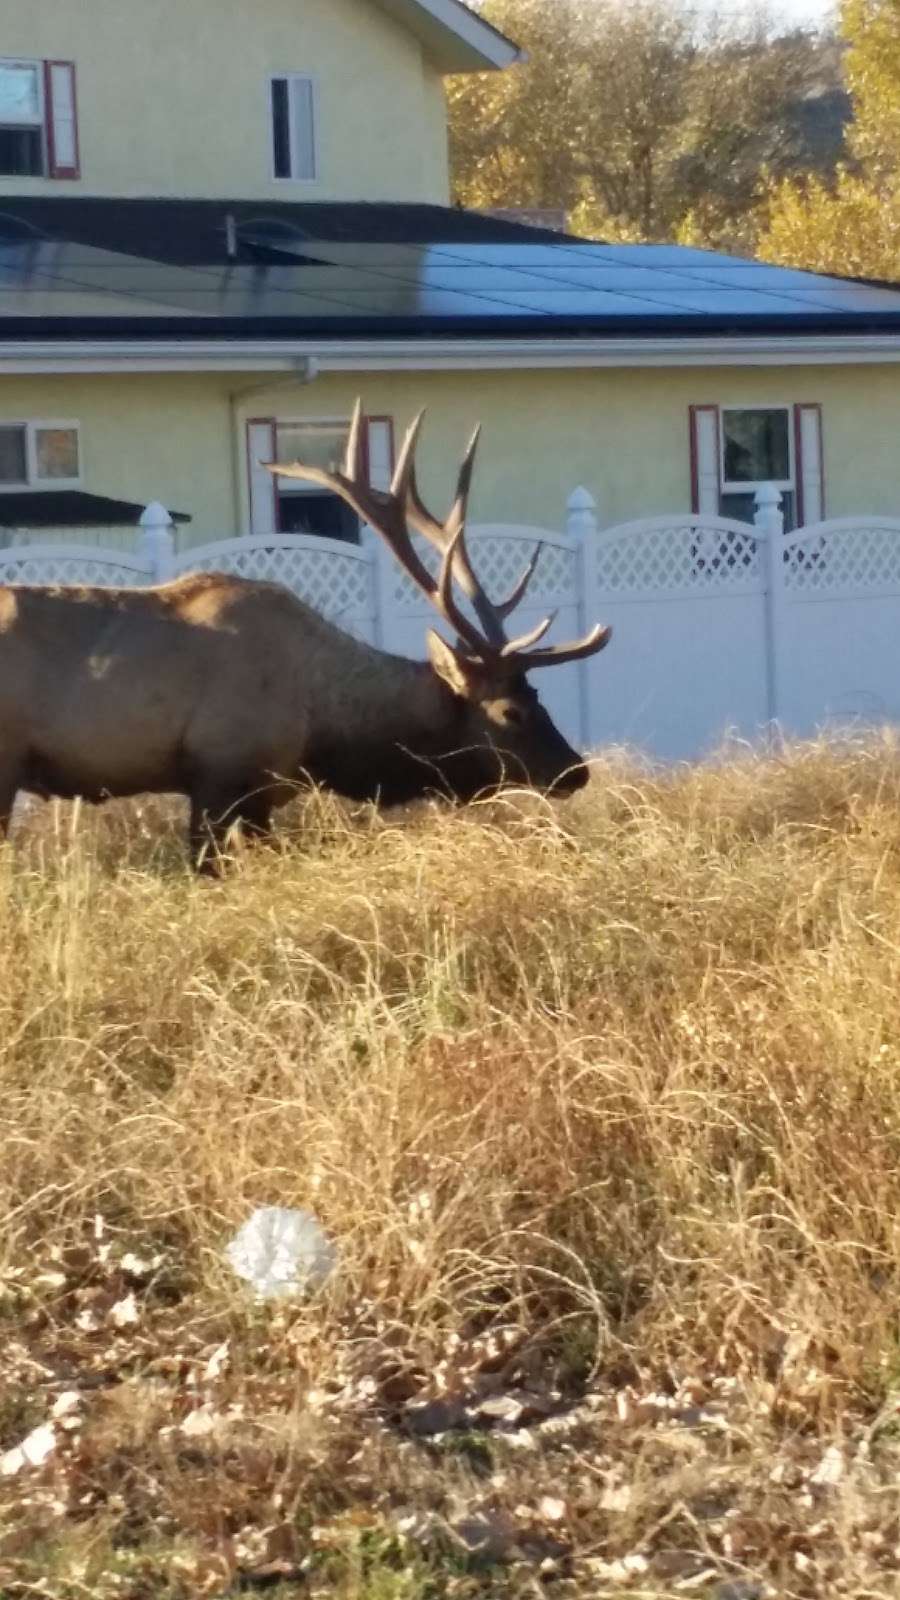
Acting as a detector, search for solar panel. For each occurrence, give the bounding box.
[1,229,900,334]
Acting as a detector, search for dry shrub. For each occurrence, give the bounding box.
[2,739,900,1597]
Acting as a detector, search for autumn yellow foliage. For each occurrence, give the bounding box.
[759,0,900,279]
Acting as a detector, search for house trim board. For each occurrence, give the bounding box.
[3,335,900,375]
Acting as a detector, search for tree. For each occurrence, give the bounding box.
[448,0,840,249]
[447,0,587,220]
[759,0,900,277]
[673,25,848,253]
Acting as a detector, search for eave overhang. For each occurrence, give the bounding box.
[371,0,520,72]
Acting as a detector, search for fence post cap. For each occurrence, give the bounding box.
[566,485,598,537]
[754,483,782,511]
[567,485,596,512]
[139,500,174,529]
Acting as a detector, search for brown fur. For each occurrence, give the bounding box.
[0,572,589,869]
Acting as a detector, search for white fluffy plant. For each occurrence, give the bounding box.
[226,1207,337,1300]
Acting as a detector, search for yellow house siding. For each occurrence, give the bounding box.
[232,366,900,533]
[420,67,450,204]
[0,374,236,545]
[0,363,898,548]
[0,0,449,202]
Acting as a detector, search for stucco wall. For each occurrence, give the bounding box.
[0,373,235,546]
[232,365,900,534]
[1,363,899,547]
[1,0,450,203]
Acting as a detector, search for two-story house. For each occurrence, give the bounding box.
[2,0,900,554]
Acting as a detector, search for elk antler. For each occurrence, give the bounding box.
[267,400,612,671]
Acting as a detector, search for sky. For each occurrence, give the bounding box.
[699,0,836,22]
[661,0,837,25]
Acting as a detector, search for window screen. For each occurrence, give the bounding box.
[34,425,79,481]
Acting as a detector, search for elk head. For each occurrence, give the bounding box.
[270,402,612,798]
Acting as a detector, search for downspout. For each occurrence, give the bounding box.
[227,356,321,534]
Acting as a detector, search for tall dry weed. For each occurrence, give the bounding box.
[2,741,900,1596]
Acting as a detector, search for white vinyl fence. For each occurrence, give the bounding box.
[5,486,900,760]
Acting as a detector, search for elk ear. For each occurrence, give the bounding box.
[427,629,481,698]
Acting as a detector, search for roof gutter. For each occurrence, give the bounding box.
[3,334,900,374]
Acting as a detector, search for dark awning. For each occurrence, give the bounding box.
[0,490,190,528]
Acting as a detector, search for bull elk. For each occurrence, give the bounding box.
[0,402,611,869]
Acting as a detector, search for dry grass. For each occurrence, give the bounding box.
[3,740,900,1598]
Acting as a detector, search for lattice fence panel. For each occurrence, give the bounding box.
[596,521,761,595]
[181,544,372,618]
[389,534,575,610]
[0,552,148,587]
[784,525,900,594]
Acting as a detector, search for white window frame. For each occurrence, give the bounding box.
[720,404,795,497]
[274,416,349,494]
[273,415,361,540]
[269,72,319,185]
[0,420,81,491]
[0,57,46,176]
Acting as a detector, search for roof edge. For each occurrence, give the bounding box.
[370,0,520,72]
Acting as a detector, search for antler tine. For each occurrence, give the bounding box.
[435,527,495,658]
[384,407,494,626]
[442,425,512,648]
[500,613,555,656]
[390,408,427,500]
[267,398,614,674]
[401,420,507,649]
[444,424,480,541]
[495,545,541,621]
[513,622,613,670]
[342,396,366,481]
[266,400,439,606]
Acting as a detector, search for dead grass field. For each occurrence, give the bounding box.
[2,741,900,1599]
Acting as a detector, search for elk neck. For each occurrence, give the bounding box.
[301,639,487,806]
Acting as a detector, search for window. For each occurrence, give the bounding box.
[275,421,359,541]
[0,422,80,489]
[721,407,795,530]
[270,75,317,182]
[246,415,394,538]
[690,404,824,530]
[0,58,79,179]
[0,61,43,176]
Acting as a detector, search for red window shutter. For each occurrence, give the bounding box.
[45,61,80,180]
[794,403,824,527]
[364,416,394,492]
[689,405,720,514]
[246,418,279,535]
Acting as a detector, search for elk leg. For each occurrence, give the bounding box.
[233,792,275,846]
[188,785,244,874]
[187,783,275,873]
[0,761,21,841]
